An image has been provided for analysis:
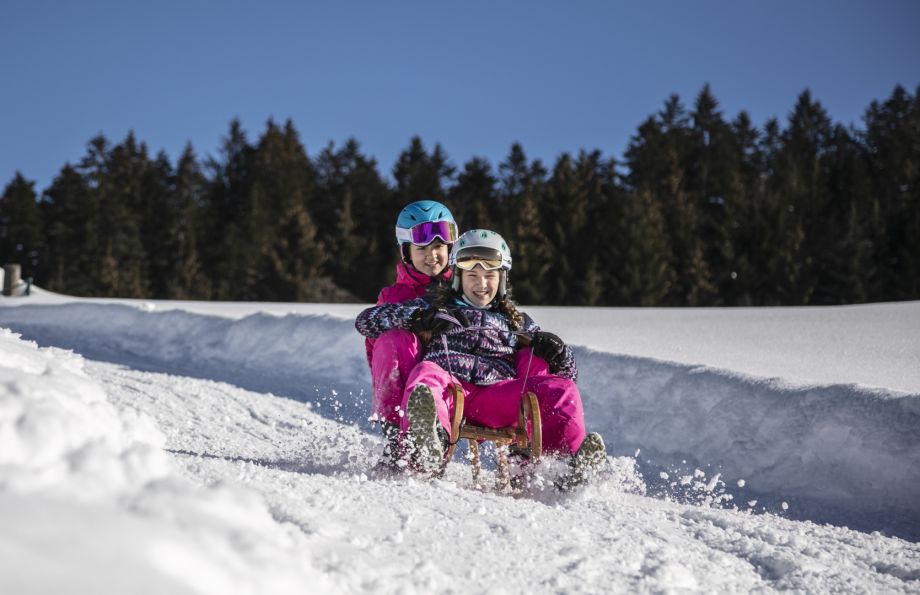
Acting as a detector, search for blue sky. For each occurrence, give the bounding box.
[2,0,918,192]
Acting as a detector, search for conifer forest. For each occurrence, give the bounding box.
[2,85,918,306]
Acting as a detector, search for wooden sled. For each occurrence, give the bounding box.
[441,385,542,491]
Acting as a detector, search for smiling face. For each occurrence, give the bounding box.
[460,265,500,307]
[408,240,449,277]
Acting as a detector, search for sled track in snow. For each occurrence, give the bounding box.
[2,302,919,541]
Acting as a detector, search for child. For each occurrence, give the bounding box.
[356,229,607,490]
[363,200,459,472]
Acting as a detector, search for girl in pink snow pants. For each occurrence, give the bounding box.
[362,200,458,472]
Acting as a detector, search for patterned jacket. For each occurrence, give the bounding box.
[355,295,578,385]
[363,262,452,367]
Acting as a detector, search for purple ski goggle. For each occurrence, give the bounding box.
[396,220,459,246]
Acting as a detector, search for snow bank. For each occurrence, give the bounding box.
[0,329,337,594]
[575,349,920,537]
[0,327,168,497]
[2,302,920,540]
[0,303,367,401]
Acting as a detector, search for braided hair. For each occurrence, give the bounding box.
[495,291,525,331]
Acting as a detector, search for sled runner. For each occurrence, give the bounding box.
[443,384,542,491]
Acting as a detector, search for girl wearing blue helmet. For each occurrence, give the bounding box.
[394,199,459,280]
[362,200,459,473]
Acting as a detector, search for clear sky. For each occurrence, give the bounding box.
[2,0,918,193]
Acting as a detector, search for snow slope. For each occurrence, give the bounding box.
[1,291,919,593]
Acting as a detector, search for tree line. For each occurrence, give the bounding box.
[2,84,918,306]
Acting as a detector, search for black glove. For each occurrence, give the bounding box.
[531,331,566,364]
[411,307,453,335]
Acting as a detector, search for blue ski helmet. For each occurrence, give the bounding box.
[395,200,458,265]
[395,200,457,246]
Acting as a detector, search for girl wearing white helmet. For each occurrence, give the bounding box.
[356,229,606,490]
[362,200,459,474]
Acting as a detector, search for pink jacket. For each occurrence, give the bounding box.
[364,262,453,366]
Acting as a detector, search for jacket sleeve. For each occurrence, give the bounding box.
[519,312,578,383]
[355,298,426,339]
[550,345,578,383]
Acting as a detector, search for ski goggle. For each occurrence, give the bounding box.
[456,258,504,271]
[395,220,459,246]
[454,246,505,271]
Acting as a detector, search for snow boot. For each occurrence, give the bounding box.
[508,444,539,491]
[405,384,448,475]
[554,432,607,492]
[370,422,404,477]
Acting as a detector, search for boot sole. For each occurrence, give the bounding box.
[578,433,606,466]
[406,384,444,473]
[555,432,607,491]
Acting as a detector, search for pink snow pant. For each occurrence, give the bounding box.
[368,330,423,426]
[399,359,587,456]
[368,330,550,428]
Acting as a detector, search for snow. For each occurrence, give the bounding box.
[1,289,919,593]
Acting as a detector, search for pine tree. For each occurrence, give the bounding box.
[862,85,920,301]
[754,117,792,305]
[768,90,834,304]
[168,144,207,299]
[449,157,498,230]
[541,154,579,305]
[41,166,95,295]
[498,144,550,305]
[811,124,873,304]
[541,151,610,305]
[314,139,393,300]
[201,119,255,299]
[606,188,673,306]
[77,134,150,297]
[687,85,741,305]
[726,111,767,305]
[577,153,617,306]
[393,136,455,203]
[138,150,177,298]
[0,173,44,282]
[248,120,325,301]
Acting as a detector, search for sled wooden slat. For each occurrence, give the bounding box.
[443,384,465,465]
[526,392,542,461]
[459,425,520,444]
[469,441,481,484]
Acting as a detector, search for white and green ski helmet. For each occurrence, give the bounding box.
[449,229,513,296]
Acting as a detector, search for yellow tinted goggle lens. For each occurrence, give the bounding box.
[456,258,503,271]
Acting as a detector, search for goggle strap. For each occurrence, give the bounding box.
[395,226,413,243]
